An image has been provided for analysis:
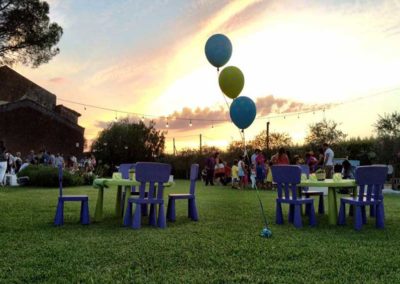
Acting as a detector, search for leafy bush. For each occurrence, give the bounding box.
[17,165,84,187]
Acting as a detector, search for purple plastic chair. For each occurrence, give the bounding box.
[118,163,148,216]
[272,165,316,228]
[167,164,199,222]
[338,165,388,230]
[54,165,89,226]
[119,163,136,179]
[124,162,171,229]
[299,165,325,214]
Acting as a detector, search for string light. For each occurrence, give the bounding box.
[56,86,399,127]
[166,118,169,128]
[124,146,128,150]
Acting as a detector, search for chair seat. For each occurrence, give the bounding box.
[168,193,194,200]
[277,197,314,204]
[303,191,324,196]
[60,195,88,201]
[341,196,380,205]
[128,197,164,204]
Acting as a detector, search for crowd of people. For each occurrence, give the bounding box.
[202,142,342,189]
[0,140,96,186]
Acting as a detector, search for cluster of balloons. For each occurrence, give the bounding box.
[205,34,256,130]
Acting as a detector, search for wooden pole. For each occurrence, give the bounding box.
[200,134,202,154]
[266,121,270,156]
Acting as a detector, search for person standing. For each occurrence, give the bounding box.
[251,149,260,167]
[323,143,334,178]
[205,152,217,186]
[271,147,289,165]
[0,141,7,186]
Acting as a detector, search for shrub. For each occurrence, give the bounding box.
[17,165,85,187]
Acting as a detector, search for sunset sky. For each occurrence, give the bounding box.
[13,0,400,152]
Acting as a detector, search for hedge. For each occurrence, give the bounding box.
[17,165,89,187]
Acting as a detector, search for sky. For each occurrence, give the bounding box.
[13,0,400,152]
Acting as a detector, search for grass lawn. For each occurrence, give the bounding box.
[1,181,400,283]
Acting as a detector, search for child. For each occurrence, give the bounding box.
[201,168,207,183]
[231,160,239,189]
[265,161,273,190]
[250,164,257,189]
[238,156,245,189]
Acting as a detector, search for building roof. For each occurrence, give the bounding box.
[0,65,56,108]
[0,98,84,133]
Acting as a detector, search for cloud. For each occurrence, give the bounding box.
[148,94,335,131]
[152,106,229,131]
[48,77,66,84]
[94,120,110,129]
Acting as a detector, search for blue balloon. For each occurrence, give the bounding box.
[205,34,232,68]
[229,96,256,130]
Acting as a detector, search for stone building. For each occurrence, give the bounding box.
[0,66,84,157]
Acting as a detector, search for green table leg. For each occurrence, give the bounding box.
[115,186,122,217]
[122,188,132,224]
[352,187,357,197]
[94,187,104,222]
[328,187,338,225]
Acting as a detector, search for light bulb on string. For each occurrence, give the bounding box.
[189,119,192,127]
[166,119,169,128]
[141,116,145,122]
[115,112,118,121]
[297,114,300,119]
[84,105,86,111]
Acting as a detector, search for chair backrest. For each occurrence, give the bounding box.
[58,165,63,197]
[271,165,302,200]
[299,165,310,178]
[135,162,171,199]
[355,165,388,202]
[189,164,199,195]
[118,163,136,179]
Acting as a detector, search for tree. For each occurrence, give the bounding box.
[0,0,63,67]
[305,119,347,146]
[374,112,400,138]
[374,112,400,166]
[250,131,292,150]
[91,119,166,171]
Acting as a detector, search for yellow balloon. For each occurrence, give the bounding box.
[218,66,245,99]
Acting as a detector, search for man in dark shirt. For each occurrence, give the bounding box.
[205,152,217,186]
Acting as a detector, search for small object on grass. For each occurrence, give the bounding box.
[255,186,272,238]
[261,227,272,238]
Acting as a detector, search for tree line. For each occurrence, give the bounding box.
[91,112,400,178]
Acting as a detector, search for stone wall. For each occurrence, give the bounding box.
[0,100,84,158]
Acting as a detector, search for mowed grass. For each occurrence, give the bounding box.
[1,181,400,283]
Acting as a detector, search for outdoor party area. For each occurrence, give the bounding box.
[1,174,400,282]
[2,1,400,283]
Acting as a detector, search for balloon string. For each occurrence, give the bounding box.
[242,130,269,228]
[255,185,269,228]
